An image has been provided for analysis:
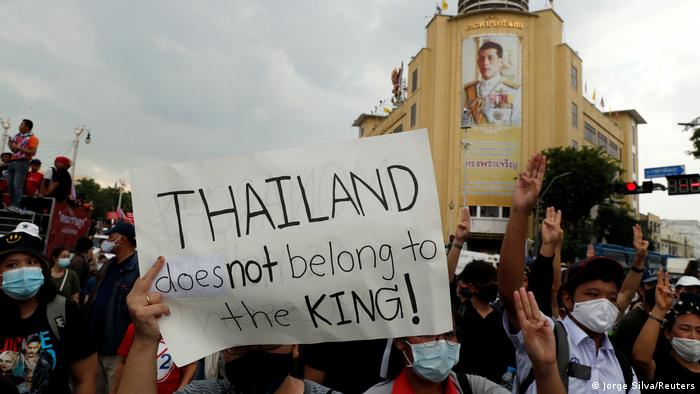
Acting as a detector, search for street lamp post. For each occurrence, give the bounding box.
[71,125,91,179]
[0,118,11,150]
[533,171,572,252]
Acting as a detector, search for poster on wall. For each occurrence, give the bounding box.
[461,34,522,207]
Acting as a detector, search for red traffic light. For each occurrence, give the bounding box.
[625,182,637,192]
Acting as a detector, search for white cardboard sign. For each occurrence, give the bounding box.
[130,130,452,365]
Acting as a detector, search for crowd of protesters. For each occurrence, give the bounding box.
[0,118,78,214]
[0,151,698,394]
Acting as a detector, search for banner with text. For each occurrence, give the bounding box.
[130,130,452,366]
[461,33,523,207]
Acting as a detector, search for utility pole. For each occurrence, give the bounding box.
[0,118,11,150]
[71,125,91,179]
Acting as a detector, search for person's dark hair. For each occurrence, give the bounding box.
[1,152,11,159]
[26,335,40,346]
[74,236,93,254]
[665,293,700,331]
[30,159,41,166]
[49,246,68,267]
[683,260,699,277]
[478,41,503,58]
[22,119,33,131]
[457,260,496,285]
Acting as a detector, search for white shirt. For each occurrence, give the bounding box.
[503,314,640,394]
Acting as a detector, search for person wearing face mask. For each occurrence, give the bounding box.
[114,257,338,394]
[497,153,642,394]
[86,221,141,394]
[364,289,565,394]
[632,270,700,389]
[452,260,515,384]
[49,246,80,303]
[0,222,97,393]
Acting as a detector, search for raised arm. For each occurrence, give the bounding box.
[632,270,673,380]
[617,224,648,312]
[447,207,470,282]
[499,153,546,331]
[514,288,565,394]
[551,226,563,317]
[117,257,170,394]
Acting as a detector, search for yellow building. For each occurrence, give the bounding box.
[353,0,645,250]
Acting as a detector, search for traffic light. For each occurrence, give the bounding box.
[667,174,700,195]
[615,181,654,195]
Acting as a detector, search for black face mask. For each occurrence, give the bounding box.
[459,287,473,300]
[224,351,292,393]
[475,284,498,302]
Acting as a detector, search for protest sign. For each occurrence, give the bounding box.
[130,129,452,366]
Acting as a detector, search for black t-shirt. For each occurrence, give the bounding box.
[528,253,554,317]
[0,297,96,394]
[302,339,388,394]
[647,349,700,393]
[611,308,648,359]
[45,167,72,202]
[453,300,516,384]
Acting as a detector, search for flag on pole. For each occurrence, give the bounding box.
[383,107,391,114]
[442,0,448,10]
[592,89,597,103]
[600,96,605,109]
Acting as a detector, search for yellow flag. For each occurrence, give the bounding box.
[442,0,448,10]
[592,89,597,103]
[383,107,391,114]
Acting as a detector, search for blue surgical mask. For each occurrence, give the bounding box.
[2,267,44,300]
[57,257,71,269]
[403,340,460,382]
[101,240,118,253]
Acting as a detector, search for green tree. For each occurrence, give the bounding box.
[593,204,637,247]
[75,178,133,221]
[538,146,624,261]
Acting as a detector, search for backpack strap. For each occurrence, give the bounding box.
[613,348,634,393]
[456,374,473,394]
[46,294,67,341]
[518,320,569,394]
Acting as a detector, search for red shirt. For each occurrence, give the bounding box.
[24,170,43,196]
[117,324,183,394]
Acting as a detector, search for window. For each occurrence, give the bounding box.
[570,65,577,90]
[501,207,510,218]
[584,123,596,143]
[468,206,477,218]
[571,140,579,150]
[480,206,500,218]
[632,124,637,146]
[411,69,418,92]
[633,152,637,174]
[608,141,619,159]
[410,104,417,127]
[597,133,608,150]
[571,102,578,128]
[393,124,403,133]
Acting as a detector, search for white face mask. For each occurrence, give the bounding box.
[570,298,620,333]
[671,337,700,362]
[101,239,118,253]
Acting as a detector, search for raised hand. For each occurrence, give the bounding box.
[541,207,563,246]
[514,287,556,367]
[454,207,471,244]
[586,243,596,258]
[654,269,674,313]
[512,153,547,213]
[126,257,171,341]
[633,224,649,259]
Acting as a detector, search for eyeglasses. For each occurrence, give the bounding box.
[416,330,457,342]
[224,345,283,356]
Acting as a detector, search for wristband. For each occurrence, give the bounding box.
[630,266,644,273]
[648,313,665,326]
[453,242,464,250]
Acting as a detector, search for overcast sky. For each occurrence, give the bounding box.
[1,0,698,222]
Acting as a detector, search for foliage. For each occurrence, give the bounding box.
[592,204,637,247]
[75,177,132,220]
[538,146,626,260]
[689,126,700,159]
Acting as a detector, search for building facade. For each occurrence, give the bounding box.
[353,1,644,246]
[662,219,700,258]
